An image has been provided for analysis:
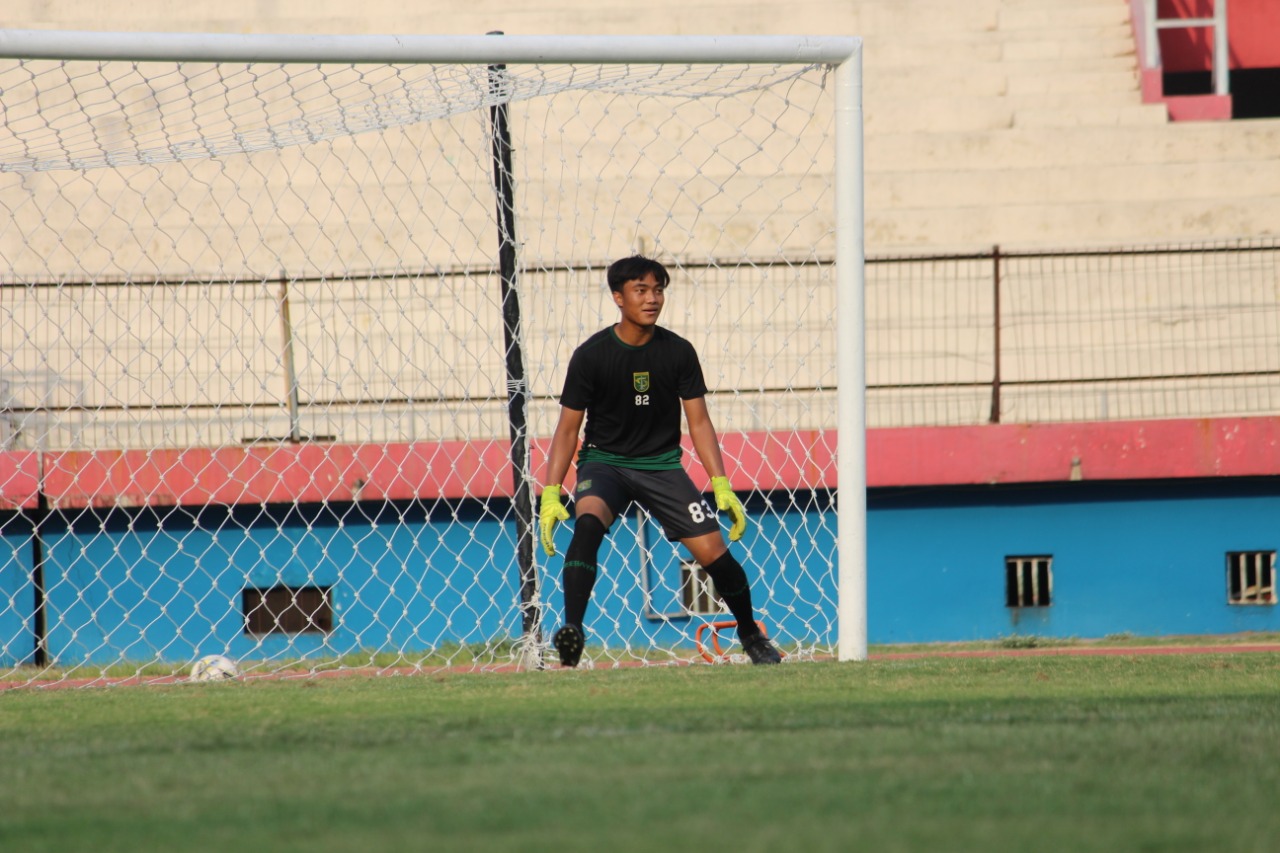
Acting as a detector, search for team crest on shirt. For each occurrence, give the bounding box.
[633,372,650,393]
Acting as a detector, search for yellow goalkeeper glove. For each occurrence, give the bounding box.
[539,485,571,557]
[711,476,747,542]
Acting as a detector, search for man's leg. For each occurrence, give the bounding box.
[683,534,782,665]
[631,468,779,664]
[554,499,612,668]
[561,512,608,628]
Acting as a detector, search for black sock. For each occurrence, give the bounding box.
[562,514,608,627]
[703,551,760,639]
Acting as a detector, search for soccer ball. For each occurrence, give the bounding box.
[189,654,240,682]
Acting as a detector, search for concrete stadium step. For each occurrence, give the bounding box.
[1016,91,1147,112]
[869,160,1280,210]
[997,0,1128,10]
[998,56,1138,77]
[1013,102,1168,127]
[997,2,1132,31]
[1000,34,1140,62]
[865,97,1015,134]
[866,120,1280,172]
[1006,69,1140,96]
[870,40,1138,71]
[865,93,1160,133]
[867,66,1009,99]
[870,63,1138,100]
[852,0,1002,36]
[867,28,1138,69]
[997,0,1125,7]
[866,36,1004,69]
[868,195,1280,253]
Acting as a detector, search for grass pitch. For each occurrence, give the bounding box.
[3,651,1279,852]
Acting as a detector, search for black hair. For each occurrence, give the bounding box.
[606,255,670,292]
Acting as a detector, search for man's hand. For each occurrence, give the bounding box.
[711,476,747,541]
[539,485,571,557]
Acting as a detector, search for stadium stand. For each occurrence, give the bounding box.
[9,0,1280,254]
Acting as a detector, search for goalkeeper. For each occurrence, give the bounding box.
[539,254,782,667]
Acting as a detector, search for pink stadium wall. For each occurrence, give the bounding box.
[5,417,1279,512]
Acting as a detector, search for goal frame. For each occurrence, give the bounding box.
[0,29,867,663]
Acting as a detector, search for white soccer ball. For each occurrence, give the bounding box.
[189,653,240,682]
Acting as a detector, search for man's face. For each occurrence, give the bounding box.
[613,272,665,328]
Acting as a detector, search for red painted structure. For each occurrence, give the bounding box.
[866,416,1280,486]
[1157,0,1280,71]
[1134,0,1280,120]
[5,416,1278,511]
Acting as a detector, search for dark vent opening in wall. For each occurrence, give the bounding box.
[243,585,333,634]
[1227,551,1276,605]
[1163,68,1280,119]
[1005,556,1052,608]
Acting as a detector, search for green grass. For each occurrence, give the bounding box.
[0,640,554,686]
[3,653,1280,852]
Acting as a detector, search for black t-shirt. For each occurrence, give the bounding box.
[560,325,708,468]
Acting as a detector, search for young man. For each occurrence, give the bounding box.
[539,254,782,667]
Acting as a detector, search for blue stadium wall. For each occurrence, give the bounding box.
[2,475,1279,667]
[868,477,1280,643]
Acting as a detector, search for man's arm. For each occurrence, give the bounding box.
[682,396,727,479]
[544,405,585,489]
[539,406,585,556]
[683,396,747,541]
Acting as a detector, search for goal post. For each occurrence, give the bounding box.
[0,30,865,684]
[834,54,867,664]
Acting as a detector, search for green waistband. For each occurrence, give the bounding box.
[577,447,684,471]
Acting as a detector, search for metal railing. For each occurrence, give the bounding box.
[4,238,1279,450]
[865,238,1280,427]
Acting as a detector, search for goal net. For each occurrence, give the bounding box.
[0,31,864,685]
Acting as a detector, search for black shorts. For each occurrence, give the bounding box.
[573,461,720,541]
